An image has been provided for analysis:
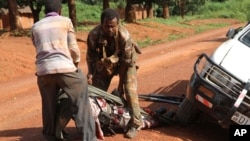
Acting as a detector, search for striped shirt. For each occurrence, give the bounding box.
[31,12,80,76]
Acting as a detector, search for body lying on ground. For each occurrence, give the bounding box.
[57,85,163,140]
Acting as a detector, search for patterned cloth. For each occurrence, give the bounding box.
[86,24,143,128]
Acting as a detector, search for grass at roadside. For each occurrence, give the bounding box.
[5,0,248,48]
[70,0,248,48]
[132,18,240,48]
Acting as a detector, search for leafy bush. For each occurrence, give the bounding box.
[197,0,249,21]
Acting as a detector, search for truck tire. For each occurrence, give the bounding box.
[176,98,200,127]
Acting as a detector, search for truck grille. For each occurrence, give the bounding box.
[194,54,250,108]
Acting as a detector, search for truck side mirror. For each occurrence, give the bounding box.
[226,28,236,39]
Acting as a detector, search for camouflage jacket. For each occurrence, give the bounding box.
[86,24,141,75]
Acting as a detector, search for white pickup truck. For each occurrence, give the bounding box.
[176,22,250,128]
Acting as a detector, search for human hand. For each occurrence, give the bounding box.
[74,62,78,68]
[123,59,133,67]
[87,74,93,85]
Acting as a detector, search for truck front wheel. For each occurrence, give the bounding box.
[176,98,200,127]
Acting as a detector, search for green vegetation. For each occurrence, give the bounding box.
[134,16,239,47]
[67,0,250,24]
[194,23,229,33]
[136,0,249,47]
[196,0,250,21]
[61,1,121,24]
[42,0,249,47]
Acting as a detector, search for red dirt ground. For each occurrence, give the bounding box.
[0,18,245,141]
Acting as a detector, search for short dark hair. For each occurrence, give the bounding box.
[101,8,120,24]
[45,0,62,14]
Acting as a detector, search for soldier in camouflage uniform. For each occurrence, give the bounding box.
[86,8,143,139]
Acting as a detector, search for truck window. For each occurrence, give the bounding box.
[240,30,250,47]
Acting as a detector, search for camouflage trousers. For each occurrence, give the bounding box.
[92,65,143,128]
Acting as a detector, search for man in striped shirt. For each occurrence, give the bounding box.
[31,0,96,141]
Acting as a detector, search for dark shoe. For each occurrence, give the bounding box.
[62,130,71,140]
[56,130,71,141]
[56,137,70,141]
[124,127,137,139]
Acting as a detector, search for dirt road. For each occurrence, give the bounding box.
[0,21,244,141]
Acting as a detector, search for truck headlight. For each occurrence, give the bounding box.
[207,66,231,88]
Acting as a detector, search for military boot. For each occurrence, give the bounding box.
[124,127,137,139]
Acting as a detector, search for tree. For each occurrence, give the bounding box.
[103,0,109,10]
[28,0,43,23]
[145,0,154,18]
[124,0,133,23]
[68,0,77,27]
[7,0,22,30]
[24,0,77,27]
[179,0,186,18]
[162,1,169,18]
